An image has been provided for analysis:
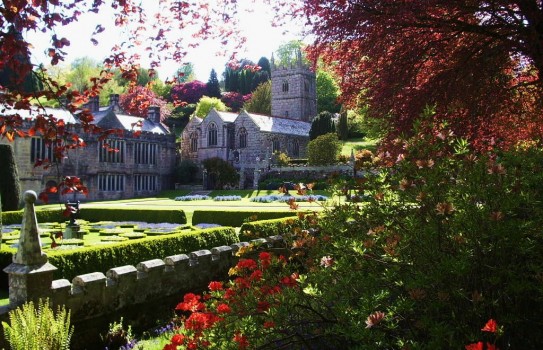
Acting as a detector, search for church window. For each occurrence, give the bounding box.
[30,137,58,163]
[134,142,157,165]
[190,132,198,152]
[272,138,280,153]
[98,174,125,191]
[282,80,289,93]
[134,174,158,192]
[239,127,248,148]
[99,139,125,163]
[208,123,218,146]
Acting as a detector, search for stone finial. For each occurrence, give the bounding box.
[13,191,47,266]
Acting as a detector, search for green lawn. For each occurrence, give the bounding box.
[341,137,379,155]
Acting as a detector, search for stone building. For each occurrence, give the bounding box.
[0,95,176,203]
[180,51,317,188]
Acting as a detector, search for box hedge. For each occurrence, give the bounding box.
[239,216,304,241]
[0,226,237,287]
[1,207,186,225]
[192,210,298,227]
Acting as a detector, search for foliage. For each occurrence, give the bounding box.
[206,69,222,98]
[78,208,186,224]
[101,317,136,350]
[2,298,73,350]
[171,80,207,104]
[0,144,21,211]
[275,151,290,166]
[119,85,171,121]
[175,63,196,84]
[274,40,309,66]
[220,91,248,113]
[202,157,239,190]
[337,109,348,141]
[309,111,336,140]
[243,80,271,115]
[223,59,263,95]
[303,1,543,151]
[238,216,302,241]
[191,210,298,227]
[316,69,341,114]
[194,96,228,117]
[175,159,199,184]
[307,133,341,165]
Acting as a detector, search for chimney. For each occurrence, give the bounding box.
[109,94,119,107]
[85,96,100,112]
[147,106,161,123]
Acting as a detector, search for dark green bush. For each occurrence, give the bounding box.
[0,144,21,211]
[2,208,64,225]
[47,226,238,281]
[239,215,312,241]
[192,210,298,227]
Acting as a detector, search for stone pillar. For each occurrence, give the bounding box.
[3,191,57,307]
[253,168,261,189]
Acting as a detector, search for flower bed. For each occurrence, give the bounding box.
[213,195,242,201]
[250,194,328,203]
[174,195,211,201]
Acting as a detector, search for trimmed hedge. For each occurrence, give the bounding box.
[192,210,299,227]
[2,208,64,225]
[1,207,187,225]
[239,216,305,241]
[0,226,238,286]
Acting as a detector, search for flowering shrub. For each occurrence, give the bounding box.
[163,117,543,348]
[174,195,211,201]
[213,195,242,201]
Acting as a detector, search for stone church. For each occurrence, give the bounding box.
[180,51,317,188]
[1,94,176,203]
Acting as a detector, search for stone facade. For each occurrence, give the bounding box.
[180,51,317,188]
[0,96,177,203]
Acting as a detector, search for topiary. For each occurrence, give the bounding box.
[0,144,21,211]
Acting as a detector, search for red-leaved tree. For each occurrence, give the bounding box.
[170,80,208,105]
[119,85,171,122]
[299,0,543,151]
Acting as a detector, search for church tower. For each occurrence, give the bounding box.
[270,49,317,122]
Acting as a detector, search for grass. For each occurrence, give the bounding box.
[341,137,379,155]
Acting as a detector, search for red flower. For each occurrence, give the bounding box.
[236,259,258,270]
[216,303,231,314]
[233,332,250,349]
[176,293,205,313]
[257,301,270,312]
[482,319,498,333]
[234,277,251,289]
[259,252,272,269]
[486,343,499,350]
[465,342,483,350]
[208,281,223,291]
[170,333,185,345]
[250,269,263,281]
[263,321,275,328]
[184,312,219,331]
[163,344,177,350]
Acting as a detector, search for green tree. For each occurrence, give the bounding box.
[243,81,271,115]
[206,69,222,98]
[316,70,341,114]
[202,157,239,190]
[309,111,336,140]
[274,40,309,66]
[307,132,341,165]
[65,57,101,92]
[194,96,228,117]
[0,144,21,211]
[176,63,195,83]
[337,109,349,141]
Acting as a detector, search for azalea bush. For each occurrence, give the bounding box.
[162,117,543,349]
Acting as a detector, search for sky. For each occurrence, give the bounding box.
[25,2,306,82]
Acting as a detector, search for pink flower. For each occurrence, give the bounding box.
[320,256,334,268]
[365,311,385,328]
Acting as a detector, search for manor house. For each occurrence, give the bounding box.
[180,51,317,187]
[1,95,176,203]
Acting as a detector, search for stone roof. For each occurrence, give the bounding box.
[93,107,169,134]
[1,105,78,124]
[244,111,311,136]
[215,110,238,123]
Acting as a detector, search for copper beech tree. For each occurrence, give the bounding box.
[300,0,543,151]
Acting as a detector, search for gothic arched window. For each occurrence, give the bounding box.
[291,139,300,157]
[282,80,289,93]
[190,132,198,152]
[239,127,248,148]
[208,123,218,146]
